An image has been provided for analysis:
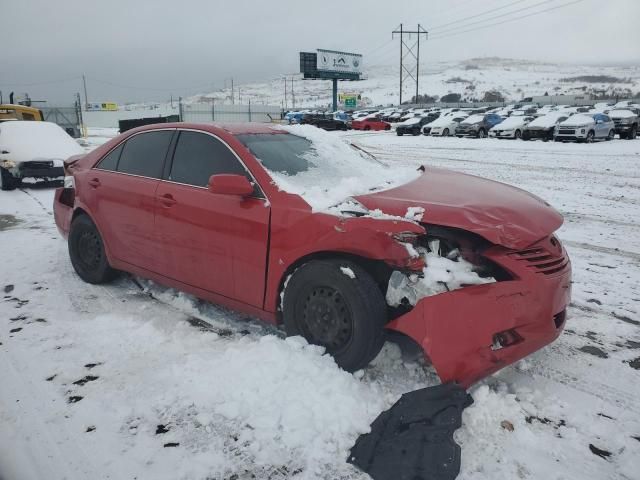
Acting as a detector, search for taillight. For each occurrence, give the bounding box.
[63,176,75,189]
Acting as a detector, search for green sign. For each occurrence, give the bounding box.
[344,97,357,108]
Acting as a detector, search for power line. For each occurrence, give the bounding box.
[86,77,218,93]
[428,0,530,31]
[429,0,586,40]
[0,76,81,87]
[432,0,557,35]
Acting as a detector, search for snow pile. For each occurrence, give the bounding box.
[405,206,425,221]
[386,250,495,307]
[0,121,84,166]
[267,125,420,211]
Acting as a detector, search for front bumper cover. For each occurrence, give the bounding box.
[385,240,571,388]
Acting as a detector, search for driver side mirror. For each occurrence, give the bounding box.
[208,174,254,197]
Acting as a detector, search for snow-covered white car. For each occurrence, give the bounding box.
[427,114,468,137]
[554,113,615,142]
[0,121,84,190]
[522,112,571,141]
[489,115,535,139]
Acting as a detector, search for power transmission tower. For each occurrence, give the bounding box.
[392,24,428,105]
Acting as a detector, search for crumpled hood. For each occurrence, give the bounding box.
[355,167,563,250]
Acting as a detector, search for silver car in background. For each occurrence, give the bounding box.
[554,113,615,143]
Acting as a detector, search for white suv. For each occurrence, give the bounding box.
[554,113,615,143]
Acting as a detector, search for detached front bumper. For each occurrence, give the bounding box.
[386,238,571,388]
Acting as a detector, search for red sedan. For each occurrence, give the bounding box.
[351,116,391,131]
[54,123,570,387]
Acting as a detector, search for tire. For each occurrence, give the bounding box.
[282,259,387,372]
[397,131,403,136]
[586,131,595,143]
[385,125,391,131]
[514,129,522,139]
[477,128,486,139]
[443,128,449,136]
[606,130,614,141]
[553,136,560,142]
[68,214,117,284]
[629,125,637,140]
[0,167,18,191]
[522,131,530,141]
[364,126,371,131]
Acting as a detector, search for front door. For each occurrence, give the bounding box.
[154,130,270,308]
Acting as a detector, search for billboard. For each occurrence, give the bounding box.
[316,49,363,75]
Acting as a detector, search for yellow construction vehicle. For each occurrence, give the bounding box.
[0,104,44,122]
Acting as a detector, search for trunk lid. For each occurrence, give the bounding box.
[356,167,563,250]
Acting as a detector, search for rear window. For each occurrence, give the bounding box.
[97,144,123,171]
[117,130,173,178]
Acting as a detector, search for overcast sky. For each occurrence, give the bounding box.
[2,0,638,104]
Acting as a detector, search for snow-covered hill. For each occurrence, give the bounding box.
[186,57,640,108]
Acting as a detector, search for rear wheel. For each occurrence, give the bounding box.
[397,131,403,136]
[629,125,637,140]
[364,125,371,131]
[477,128,486,139]
[68,214,117,284]
[282,259,386,372]
[385,125,391,131]
[0,168,18,191]
[606,130,614,141]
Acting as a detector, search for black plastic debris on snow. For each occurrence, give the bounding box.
[589,443,612,460]
[348,382,473,480]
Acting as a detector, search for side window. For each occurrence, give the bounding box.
[117,130,173,178]
[169,131,250,188]
[96,144,123,171]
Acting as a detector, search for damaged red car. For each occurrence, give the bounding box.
[53,123,570,387]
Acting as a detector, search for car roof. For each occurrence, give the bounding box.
[128,122,287,136]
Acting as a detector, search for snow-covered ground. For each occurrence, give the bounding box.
[1,130,639,479]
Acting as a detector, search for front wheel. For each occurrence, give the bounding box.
[397,131,403,136]
[443,128,449,136]
[628,126,637,140]
[68,214,117,284]
[477,128,486,139]
[282,259,386,372]
[514,129,522,139]
[586,131,595,143]
[606,130,614,141]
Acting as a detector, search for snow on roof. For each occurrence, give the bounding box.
[400,117,422,125]
[267,125,420,211]
[609,109,636,118]
[0,121,84,163]
[461,114,485,124]
[527,112,568,128]
[561,114,594,125]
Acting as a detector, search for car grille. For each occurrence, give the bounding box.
[558,129,575,135]
[509,237,569,276]
[20,160,54,170]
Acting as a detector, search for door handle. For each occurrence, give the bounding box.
[88,178,101,188]
[159,193,177,207]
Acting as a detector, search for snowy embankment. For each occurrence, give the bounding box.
[1,131,639,479]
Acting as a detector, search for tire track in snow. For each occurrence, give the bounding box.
[564,240,640,262]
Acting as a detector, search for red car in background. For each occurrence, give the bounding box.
[54,123,570,387]
[351,116,391,131]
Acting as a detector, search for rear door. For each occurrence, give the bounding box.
[154,130,270,307]
[86,129,174,271]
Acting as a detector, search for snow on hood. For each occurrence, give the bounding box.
[609,109,636,119]
[560,114,594,126]
[461,114,485,124]
[492,116,526,129]
[428,116,458,127]
[356,166,563,249]
[264,125,421,211]
[0,121,84,164]
[527,113,567,128]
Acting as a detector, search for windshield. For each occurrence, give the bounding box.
[236,125,420,211]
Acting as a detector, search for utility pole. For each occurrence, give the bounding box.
[231,78,234,105]
[284,77,287,110]
[82,74,89,109]
[392,24,428,105]
[291,77,295,109]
